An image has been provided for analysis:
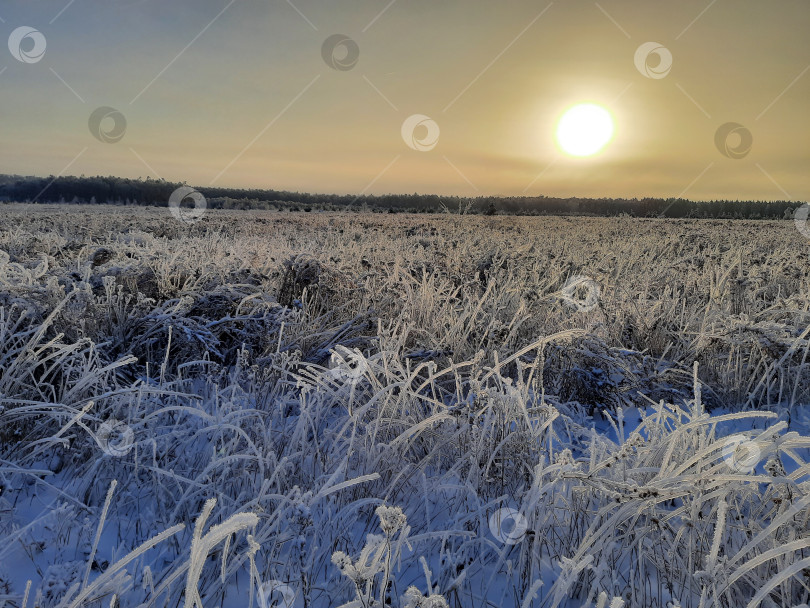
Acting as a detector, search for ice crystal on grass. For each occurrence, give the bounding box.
[401,586,448,608]
[375,506,407,536]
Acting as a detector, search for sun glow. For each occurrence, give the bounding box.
[555,103,615,157]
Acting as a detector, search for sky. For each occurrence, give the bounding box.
[0,0,807,200]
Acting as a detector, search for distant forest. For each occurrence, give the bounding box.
[0,173,805,219]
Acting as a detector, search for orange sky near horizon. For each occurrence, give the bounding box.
[0,0,807,201]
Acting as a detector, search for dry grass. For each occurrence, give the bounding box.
[1,204,809,608]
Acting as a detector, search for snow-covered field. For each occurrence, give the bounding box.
[1,204,809,608]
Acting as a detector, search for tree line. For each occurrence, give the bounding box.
[0,173,804,219]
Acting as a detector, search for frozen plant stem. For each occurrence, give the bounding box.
[83,479,117,590]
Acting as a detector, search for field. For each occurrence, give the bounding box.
[2,203,810,608]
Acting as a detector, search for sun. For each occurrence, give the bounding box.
[555,103,615,157]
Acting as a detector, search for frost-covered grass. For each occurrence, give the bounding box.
[1,204,810,608]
